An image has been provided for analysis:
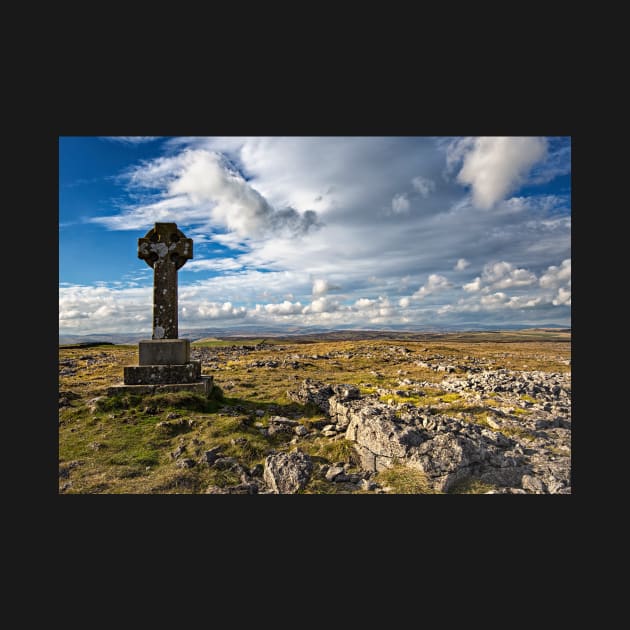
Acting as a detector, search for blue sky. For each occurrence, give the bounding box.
[59,136,571,334]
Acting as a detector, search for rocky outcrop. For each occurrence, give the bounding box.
[289,378,570,493]
[263,450,313,494]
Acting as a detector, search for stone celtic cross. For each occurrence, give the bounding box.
[138,222,192,340]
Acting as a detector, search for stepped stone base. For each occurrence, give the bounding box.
[107,337,213,398]
[139,339,190,365]
[124,360,201,385]
[107,375,213,397]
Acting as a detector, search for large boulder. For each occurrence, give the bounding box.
[263,450,313,494]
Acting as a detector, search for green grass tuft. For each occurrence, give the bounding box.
[299,438,358,465]
[98,391,220,413]
[375,464,438,494]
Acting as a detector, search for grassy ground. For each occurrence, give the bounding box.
[59,333,570,494]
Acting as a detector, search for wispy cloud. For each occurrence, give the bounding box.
[91,149,322,239]
[411,175,436,197]
[101,137,161,144]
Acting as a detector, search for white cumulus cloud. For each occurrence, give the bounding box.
[413,274,452,299]
[185,258,243,272]
[553,287,571,306]
[194,301,247,320]
[464,261,537,293]
[454,258,470,271]
[312,278,341,296]
[450,137,548,209]
[391,193,410,214]
[463,277,482,292]
[480,292,508,307]
[303,296,340,314]
[540,258,571,288]
[255,300,303,315]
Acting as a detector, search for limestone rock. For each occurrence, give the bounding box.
[263,450,313,494]
[522,474,546,493]
[250,464,264,477]
[486,417,502,430]
[59,390,80,408]
[289,378,569,493]
[200,446,223,466]
[213,457,241,470]
[267,417,298,437]
[325,466,345,481]
[358,479,377,491]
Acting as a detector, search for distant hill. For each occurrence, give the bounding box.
[60,323,570,346]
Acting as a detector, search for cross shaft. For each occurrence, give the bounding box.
[138,222,192,339]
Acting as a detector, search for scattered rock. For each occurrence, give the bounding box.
[59,390,80,408]
[177,458,196,469]
[263,450,313,494]
[522,474,546,493]
[269,416,299,426]
[200,447,223,466]
[267,416,298,437]
[294,425,308,436]
[206,483,258,494]
[358,479,377,491]
[87,397,103,414]
[250,464,264,477]
[486,417,502,430]
[250,360,279,368]
[156,417,196,434]
[325,466,345,481]
[170,445,186,459]
[213,457,241,470]
[59,460,82,479]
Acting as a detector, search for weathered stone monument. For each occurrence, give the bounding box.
[108,222,213,396]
